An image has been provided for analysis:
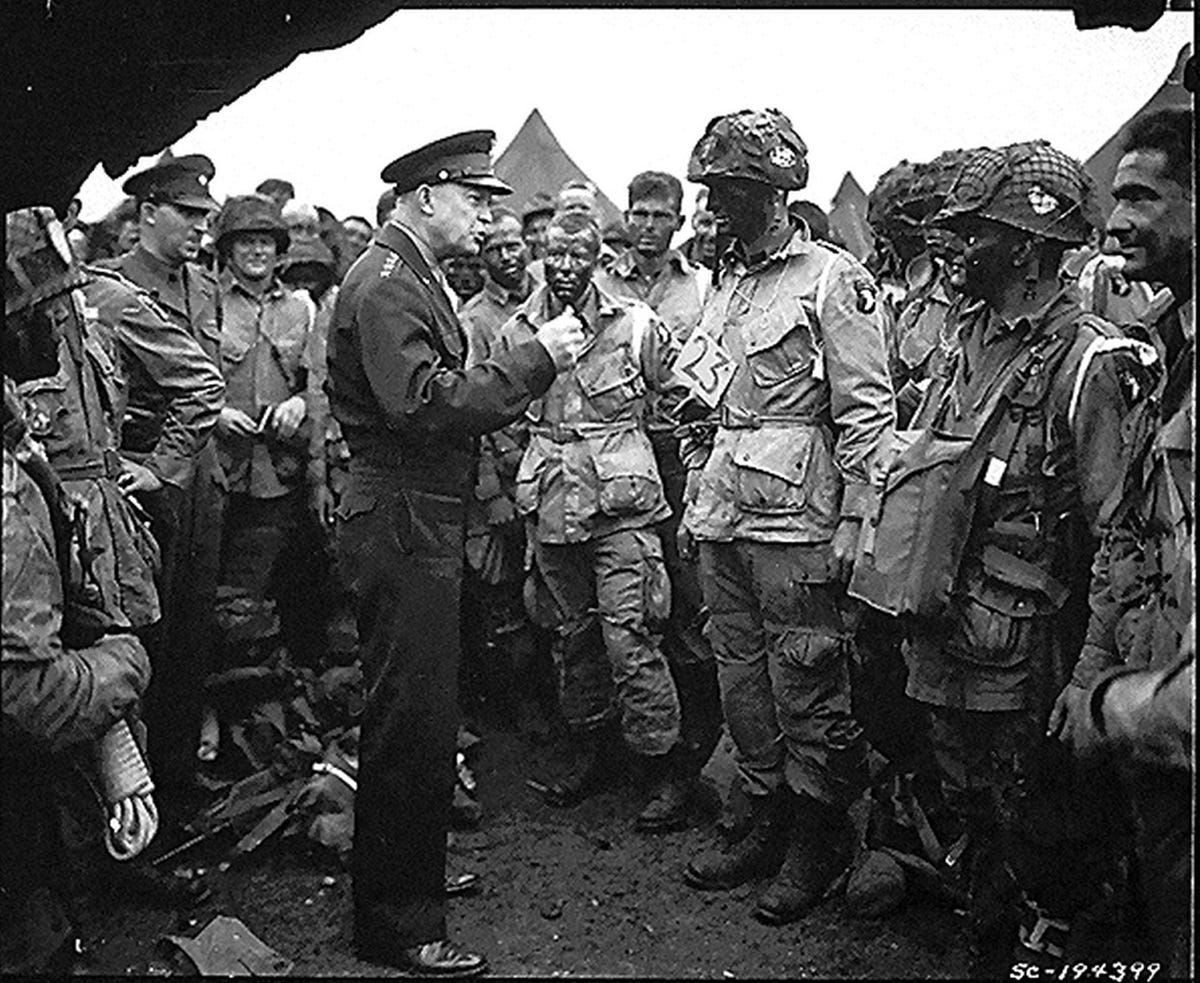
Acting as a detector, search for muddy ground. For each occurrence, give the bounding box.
[76,724,970,978]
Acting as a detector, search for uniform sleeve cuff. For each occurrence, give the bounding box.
[839,482,876,521]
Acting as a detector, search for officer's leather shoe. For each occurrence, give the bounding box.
[683,792,790,890]
[636,775,694,832]
[444,872,480,896]
[358,938,489,976]
[754,798,852,925]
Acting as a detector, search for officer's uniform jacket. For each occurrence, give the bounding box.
[326,221,555,499]
[499,281,681,545]
[459,273,533,540]
[217,273,314,499]
[683,231,895,545]
[596,247,710,434]
[904,288,1154,713]
[83,267,224,489]
[16,300,162,628]
[98,247,225,488]
[1073,295,1194,690]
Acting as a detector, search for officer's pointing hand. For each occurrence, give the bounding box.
[536,312,585,371]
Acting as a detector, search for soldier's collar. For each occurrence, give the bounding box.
[484,271,531,307]
[611,247,690,280]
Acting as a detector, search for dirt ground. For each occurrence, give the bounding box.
[75,724,971,978]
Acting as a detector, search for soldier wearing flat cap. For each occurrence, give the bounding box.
[97,150,229,792]
[326,129,584,977]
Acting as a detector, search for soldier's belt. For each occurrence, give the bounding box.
[530,419,641,443]
[57,447,125,481]
[718,407,828,429]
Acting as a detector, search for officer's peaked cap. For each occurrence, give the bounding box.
[123,152,218,210]
[381,130,513,197]
[688,109,809,191]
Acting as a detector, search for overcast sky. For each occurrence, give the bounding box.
[76,8,1191,224]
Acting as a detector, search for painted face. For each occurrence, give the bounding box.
[626,193,683,259]
[145,200,209,264]
[228,232,278,283]
[951,216,1021,301]
[1107,149,1194,286]
[482,215,529,290]
[704,178,776,248]
[543,226,599,307]
[430,183,493,257]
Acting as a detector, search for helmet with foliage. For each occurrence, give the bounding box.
[214,194,290,254]
[687,109,809,190]
[6,206,86,316]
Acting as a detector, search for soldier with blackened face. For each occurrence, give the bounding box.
[852,141,1157,974]
[678,109,895,926]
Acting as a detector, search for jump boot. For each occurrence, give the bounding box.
[754,795,853,925]
[684,791,791,890]
[634,746,694,833]
[543,720,628,807]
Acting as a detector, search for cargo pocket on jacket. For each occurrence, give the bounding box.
[578,352,645,419]
[949,569,1036,669]
[732,428,811,514]
[514,446,548,516]
[594,443,660,517]
[744,307,814,388]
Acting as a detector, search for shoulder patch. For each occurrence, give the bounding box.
[854,278,877,315]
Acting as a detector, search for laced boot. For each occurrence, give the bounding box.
[635,747,694,833]
[754,796,852,925]
[684,790,790,890]
[542,720,627,807]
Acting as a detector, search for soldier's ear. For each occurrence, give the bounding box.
[415,184,437,217]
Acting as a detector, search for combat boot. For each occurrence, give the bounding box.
[542,720,627,807]
[634,747,694,833]
[754,796,852,925]
[683,791,790,890]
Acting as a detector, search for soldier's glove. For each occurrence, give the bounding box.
[95,718,159,860]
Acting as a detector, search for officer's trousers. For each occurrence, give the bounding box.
[534,528,681,757]
[336,472,464,947]
[699,540,865,807]
[139,442,224,784]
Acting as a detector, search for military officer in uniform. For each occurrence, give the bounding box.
[98,152,227,784]
[678,110,895,925]
[326,130,583,977]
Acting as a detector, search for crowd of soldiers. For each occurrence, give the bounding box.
[3,102,1192,980]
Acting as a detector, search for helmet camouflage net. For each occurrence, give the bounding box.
[687,109,809,190]
[214,193,290,253]
[931,140,1099,244]
[5,206,87,316]
[868,148,977,246]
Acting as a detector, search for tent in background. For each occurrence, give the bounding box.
[1085,42,1192,217]
[827,171,873,261]
[495,109,623,227]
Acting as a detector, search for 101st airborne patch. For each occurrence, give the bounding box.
[854,280,877,316]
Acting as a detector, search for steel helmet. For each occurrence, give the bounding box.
[214,194,290,254]
[6,206,87,316]
[931,140,1099,244]
[687,109,809,190]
